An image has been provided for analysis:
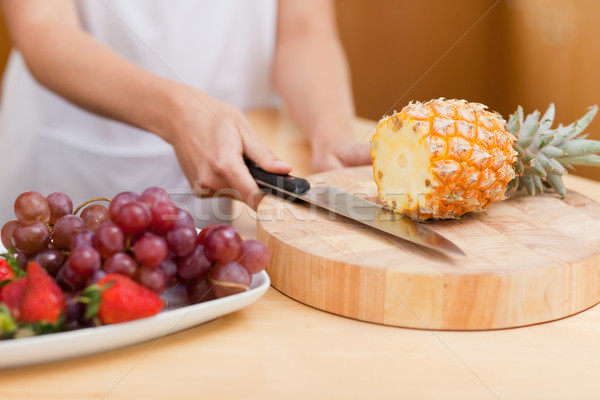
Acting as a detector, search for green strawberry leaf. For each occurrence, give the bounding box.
[80,281,115,326]
[29,317,67,335]
[1,248,26,278]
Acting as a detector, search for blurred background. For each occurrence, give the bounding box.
[0,0,598,181]
[335,0,600,181]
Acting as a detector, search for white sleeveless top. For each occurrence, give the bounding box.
[0,0,279,224]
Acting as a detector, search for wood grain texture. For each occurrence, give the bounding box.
[257,166,600,330]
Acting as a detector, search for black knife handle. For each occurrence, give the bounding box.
[244,157,311,198]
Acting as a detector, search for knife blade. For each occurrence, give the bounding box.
[245,159,465,257]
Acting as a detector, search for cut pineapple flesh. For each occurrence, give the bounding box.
[371,99,518,221]
[370,115,432,216]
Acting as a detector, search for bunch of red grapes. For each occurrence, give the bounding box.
[1,188,269,304]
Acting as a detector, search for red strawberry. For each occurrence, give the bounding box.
[0,258,15,283]
[84,274,164,325]
[19,261,66,324]
[0,277,26,319]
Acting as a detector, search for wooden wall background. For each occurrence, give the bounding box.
[0,1,598,181]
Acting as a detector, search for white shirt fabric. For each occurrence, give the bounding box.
[0,0,279,225]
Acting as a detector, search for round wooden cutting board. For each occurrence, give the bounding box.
[256,166,600,330]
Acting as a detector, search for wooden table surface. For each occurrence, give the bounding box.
[2,109,600,399]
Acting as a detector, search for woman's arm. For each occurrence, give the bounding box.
[0,0,291,208]
[274,0,371,172]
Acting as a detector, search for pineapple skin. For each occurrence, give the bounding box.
[371,98,518,221]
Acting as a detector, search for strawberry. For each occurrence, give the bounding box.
[19,261,66,324]
[0,258,15,283]
[83,274,164,325]
[0,277,26,319]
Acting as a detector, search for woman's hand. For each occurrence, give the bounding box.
[308,126,371,173]
[164,86,292,210]
[310,142,371,173]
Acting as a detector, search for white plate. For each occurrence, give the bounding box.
[0,270,270,369]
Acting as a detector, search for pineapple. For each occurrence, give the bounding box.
[370,98,600,221]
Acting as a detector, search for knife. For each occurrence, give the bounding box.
[245,159,465,257]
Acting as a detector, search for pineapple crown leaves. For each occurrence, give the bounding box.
[506,104,599,197]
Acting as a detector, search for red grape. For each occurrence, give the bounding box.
[53,214,86,249]
[80,204,110,232]
[196,224,219,245]
[149,200,179,235]
[16,252,29,270]
[186,277,216,304]
[166,225,196,257]
[108,191,139,221]
[46,192,73,224]
[208,262,251,298]
[176,244,212,281]
[14,191,51,222]
[1,219,20,250]
[173,208,195,229]
[237,240,270,274]
[135,265,166,294]
[56,260,87,291]
[204,225,242,264]
[69,246,101,278]
[133,233,168,267]
[115,201,151,235]
[12,220,51,254]
[93,221,125,257]
[71,230,95,249]
[140,187,170,209]
[157,257,177,287]
[103,252,137,277]
[64,291,86,327]
[32,248,65,277]
[90,269,107,285]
